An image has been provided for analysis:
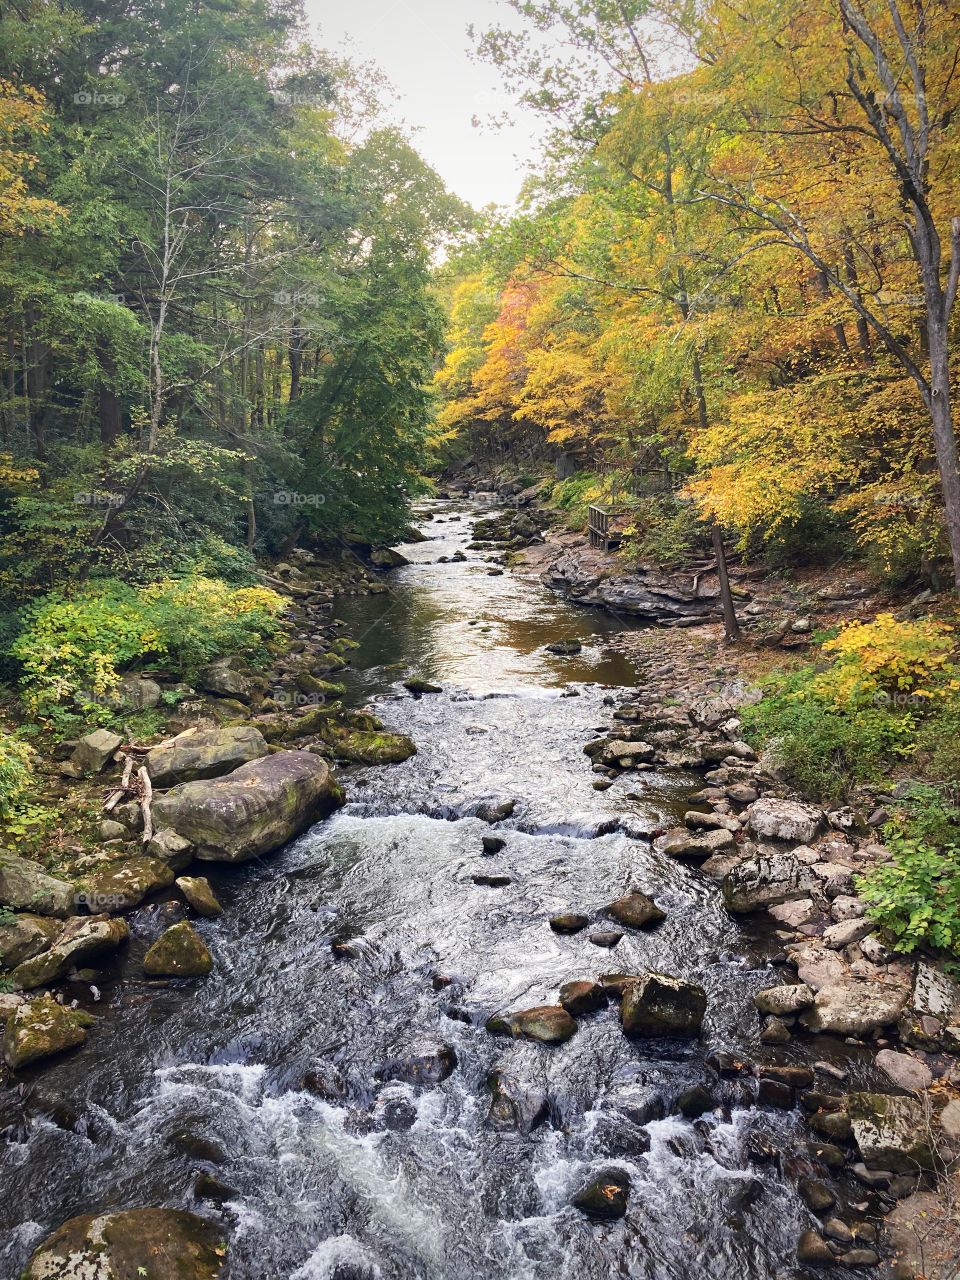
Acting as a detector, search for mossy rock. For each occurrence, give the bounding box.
[316,651,348,673]
[403,678,442,694]
[143,921,213,978]
[151,751,343,862]
[3,994,94,1069]
[11,915,129,990]
[322,728,416,765]
[0,913,61,968]
[176,876,223,919]
[295,673,346,698]
[85,856,175,911]
[21,1207,227,1279]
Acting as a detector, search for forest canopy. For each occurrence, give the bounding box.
[432,0,960,587]
[0,0,470,606]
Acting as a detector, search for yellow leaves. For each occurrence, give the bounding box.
[812,614,957,708]
[0,78,64,235]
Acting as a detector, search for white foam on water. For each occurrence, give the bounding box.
[289,1234,383,1280]
[288,1097,447,1267]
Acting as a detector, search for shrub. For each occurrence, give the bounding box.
[858,831,960,957]
[11,576,286,716]
[814,613,956,708]
[741,672,915,803]
[620,494,707,570]
[0,732,35,820]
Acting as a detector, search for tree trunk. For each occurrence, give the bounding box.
[711,522,740,642]
[927,317,960,585]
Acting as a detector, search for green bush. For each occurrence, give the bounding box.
[620,494,707,570]
[741,669,916,803]
[913,694,960,784]
[11,576,286,717]
[0,732,35,821]
[858,831,960,957]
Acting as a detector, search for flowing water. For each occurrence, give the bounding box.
[1,500,876,1279]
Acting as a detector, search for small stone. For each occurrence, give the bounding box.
[472,873,511,887]
[757,1079,793,1108]
[839,1249,879,1269]
[797,1230,834,1265]
[176,876,223,919]
[589,931,623,948]
[559,980,605,1017]
[572,1167,630,1220]
[606,892,665,930]
[823,1218,855,1245]
[760,1017,792,1044]
[482,836,506,854]
[798,1178,836,1214]
[549,912,589,934]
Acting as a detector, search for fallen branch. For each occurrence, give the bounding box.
[139,766,153,844]
[104,753,136,811]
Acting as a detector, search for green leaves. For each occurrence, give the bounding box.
[859,834,960,958]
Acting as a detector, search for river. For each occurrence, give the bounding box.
[1,498,862,1279]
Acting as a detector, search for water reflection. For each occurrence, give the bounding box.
[336,500,639,700]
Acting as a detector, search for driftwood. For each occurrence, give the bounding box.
[139,766,153,844]
[104,753,136,811]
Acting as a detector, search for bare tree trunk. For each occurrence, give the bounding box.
[711,522,740,642]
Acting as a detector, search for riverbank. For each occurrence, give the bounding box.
[0,544,420,1070]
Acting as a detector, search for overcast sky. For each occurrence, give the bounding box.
[304,0,544,211]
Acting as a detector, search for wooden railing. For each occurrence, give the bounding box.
[588,504,611,551]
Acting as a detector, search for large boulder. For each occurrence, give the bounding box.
[748,798,824,844]
[899,960,960,1053]
[146,726,269,788]
[722,851,811,913]
[800,979,908,1038]
[198,657,254,703]
[11,915,129,990]
[69,728,123,776]
[596,738,655,768]
[0,912,60,968]
[108,674,162,710]
[655,826,735,860]
[620,972,706,1038]
[847,1092,938,1172]
[152,751,344,862]
[0,851,74,918]
[22,1208,227,1280]
[85,856,175,911]
[2,994,94,1069]
[143,921,213,977]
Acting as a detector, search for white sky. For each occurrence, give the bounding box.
[304,0,544,210]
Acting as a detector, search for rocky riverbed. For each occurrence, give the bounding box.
[2,496,958,1279]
